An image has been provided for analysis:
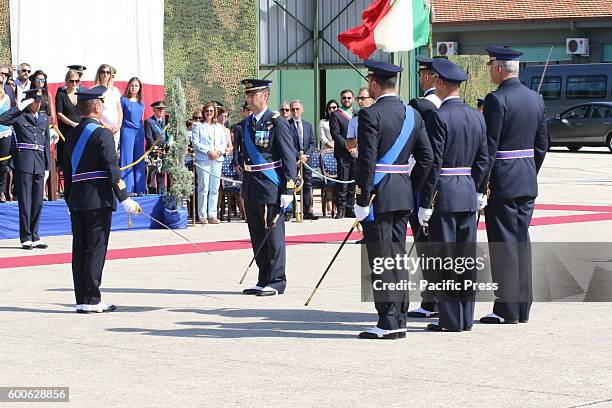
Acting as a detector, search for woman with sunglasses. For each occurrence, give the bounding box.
[55,69,82,170]
[319,99,338,149]
[192,101,228,224]
[28,70,56,125]
[119,77,146,194]
[94,64,122,150]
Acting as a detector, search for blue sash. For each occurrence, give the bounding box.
[71,123,100,175]
[372,105,415,186]
[242,116,280,186]
[366,105,415,222]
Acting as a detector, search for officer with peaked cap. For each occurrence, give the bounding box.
[67,65,87,78]
[0,88,51,249]
[406,55,443,319]
[233,79,297,296]
[479,45,548,325]
[353,60,433,339]
[144,100,168,193]
[417,58,489,332]
[63,86,142,314]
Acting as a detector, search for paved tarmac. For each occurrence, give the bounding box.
[1,147,611,407]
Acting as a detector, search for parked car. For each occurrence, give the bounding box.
[547,102,612,152]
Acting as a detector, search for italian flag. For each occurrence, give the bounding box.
[338,0,431,60]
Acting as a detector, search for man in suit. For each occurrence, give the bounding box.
[233,79,297,296]
[144,101,169,194]
[354,60,434,339]
[346,86,374,150]
[288,100,318,220]
[417,58,489,332]
[407,55,443,319]
[479,46,548,325]
[63,86,142,313]
[329,89,356,219]
[0,88,51,249]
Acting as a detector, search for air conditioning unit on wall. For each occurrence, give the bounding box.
[437,42,458,56]
[566,38,589,56]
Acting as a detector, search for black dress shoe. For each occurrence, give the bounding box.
[34,242,48,249]
[284,213,292,222]
[304,213,319,220]
[426,323,461,332]
[358,331,401,340]
[407,309,439,318]
[479,316,518,324]
[519,319,529,323]
[22,243,33,250]
[242,287,262,295]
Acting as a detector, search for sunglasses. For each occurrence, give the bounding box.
[290,107,300,111]
[68,79,80,83]
[341,96,353,100]
[328,106,338,110]
[356,96,371,101]
[280,108,290,112]
[34,78,46,83]
[100,70,111,74]
[20,69,31,73]
[205,109,215,113]
[0,72,8,77]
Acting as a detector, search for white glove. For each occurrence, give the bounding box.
[18,98,34,111]
[354,204,370,221]
[418,207,433,226]
[477,193,488,210]
[121,198,142,215]
[44,170,49,181]
[280,194,293,210]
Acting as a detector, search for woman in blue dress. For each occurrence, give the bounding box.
[119,77,146,194]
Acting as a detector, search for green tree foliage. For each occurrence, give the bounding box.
[449,55,497,107]
[163,77,194,209]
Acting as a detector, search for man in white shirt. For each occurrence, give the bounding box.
[14,63,32,103]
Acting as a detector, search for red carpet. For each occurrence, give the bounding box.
[1,203,611,270]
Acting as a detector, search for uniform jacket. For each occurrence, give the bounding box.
[0,107,50,174]
[63,118,129,212]
[144,115,166,149]
[328,108,352,159]
[288,117,316,157]
[482,77,548,199]
[419,97,489,212]
[355,95,433,213]
[233,108,298,204]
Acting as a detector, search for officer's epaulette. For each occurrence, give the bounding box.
[271,111,281,123]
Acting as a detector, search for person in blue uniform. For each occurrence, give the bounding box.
[0,88,51,249]
[144,101,168,194]
[63,86,142,314]
[417,58,489,332]
[406,55,443,319]
[233,79,297,296]
[288,100,318,220]
[354,60,434,340]
[479,46,548,325]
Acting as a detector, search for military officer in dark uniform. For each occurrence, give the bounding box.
[329,89,356,219]
[144,101,168,194]
[417,58,489,332]
[233,79,297,296]
[406,55,443,319]
[479,46,548,325]
[63,86,142,313]
[0,88,51,249]
[354,60,433,339]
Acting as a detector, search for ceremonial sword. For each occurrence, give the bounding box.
[137,211,211,255]
[239,207,283,284]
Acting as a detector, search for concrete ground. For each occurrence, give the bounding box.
[1,147,611,407]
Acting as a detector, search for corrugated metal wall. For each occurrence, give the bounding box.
[259,0,390,67]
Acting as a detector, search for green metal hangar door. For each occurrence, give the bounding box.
[258,0,400,128]
[431,0,612,65]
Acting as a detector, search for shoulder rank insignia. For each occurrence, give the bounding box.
[286,179,296,189]
[117,179,126,190]
[272,111,280,119]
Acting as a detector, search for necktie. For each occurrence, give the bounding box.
[297,121,303,150]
